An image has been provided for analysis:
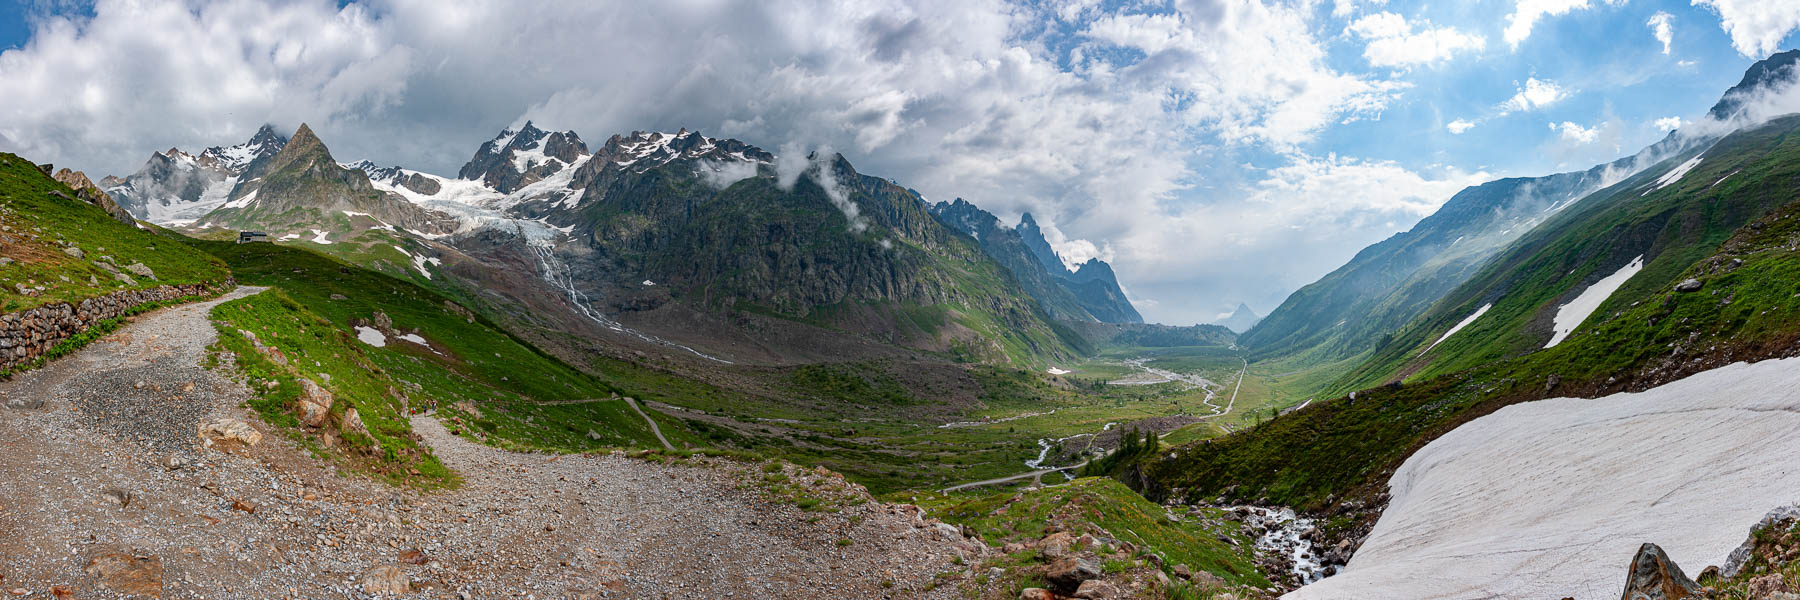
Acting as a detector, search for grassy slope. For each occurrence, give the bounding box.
[907,477,1269,589]
[0,153,230,313]
[195,239,690,485]
[1136,125,1800,511]
[1336,118,1800,393]
[196,239,607,401]
[210,290,458,486]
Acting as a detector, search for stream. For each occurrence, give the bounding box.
[1236,505,1330,585]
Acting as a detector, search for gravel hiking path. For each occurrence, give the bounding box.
[0,287,979,599]
[620,397,673,451]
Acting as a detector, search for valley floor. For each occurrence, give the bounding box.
[1285,357,1800,600]
[0,288,977,599]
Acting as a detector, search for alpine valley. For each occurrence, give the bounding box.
[7,9,1800,600]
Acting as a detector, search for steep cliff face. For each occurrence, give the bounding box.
[929,199,1142,324]
[528,138,1079,364]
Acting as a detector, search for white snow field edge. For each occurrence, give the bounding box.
[1546,255,1643,348]
[1284,357,1800,600]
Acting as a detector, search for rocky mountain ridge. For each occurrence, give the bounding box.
[929,198,1142,324]
[102,124,288,224]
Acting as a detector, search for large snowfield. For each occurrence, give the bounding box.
[1286,357,1800,600]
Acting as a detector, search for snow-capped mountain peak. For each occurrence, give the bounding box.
[594,129,772,171]
[198,124,288,171]
[458,121,589,194]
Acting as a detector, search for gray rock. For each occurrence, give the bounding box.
[123,262,155,279]
[1619,543,1702,600]
[1046,557,1102,592]
[1674,279,1704,293]
[1724,505,1800,578]
[62,246,84,259]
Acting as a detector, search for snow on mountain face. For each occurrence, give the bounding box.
[103,125,288,225]
[199,124,288,171]
[592,129,773,174]
[457,121,590,194]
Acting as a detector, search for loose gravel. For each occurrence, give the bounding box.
[0,287,986,599]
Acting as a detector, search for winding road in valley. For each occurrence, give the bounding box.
[939,357,1248,493]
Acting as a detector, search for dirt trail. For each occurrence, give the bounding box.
[0,287,979,599]
[621,397,673,451]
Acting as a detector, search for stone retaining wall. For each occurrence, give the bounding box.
[0,280,233,369]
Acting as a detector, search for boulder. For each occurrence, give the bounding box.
[1191,569,1227,589]
[197,418,262,449]
[1039,531,1076,558]
[1073,579,1122,599]
[1045,557,1102,592]
[296,379,334,427]
[1750,574,1791,598]
[84,552,163,597]
[1619,543,1703,600]
[1674,279,1704,293]
[360,565,410,594]
[124,262,155,279]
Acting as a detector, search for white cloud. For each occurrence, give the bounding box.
[1332,0,1389,18]
[0,0,1436,325]
[1693,0,1800,58]
[1501,77,1569,113]
[1654,116,1683,131]
[1447,118,1477,134]
[1347,12,1485,67]
[1108,152,1491,323]
[1549,121,1599,144]
[1646,11,1674,54]
[1503,0,1626,48]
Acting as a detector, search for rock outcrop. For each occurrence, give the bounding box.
[1620,543,1703,600]
[53,168,135,225]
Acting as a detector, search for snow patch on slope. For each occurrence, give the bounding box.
[354,326,386,347]
[1646,153,1704,195]
[1285,357,1800,600]
[1420,303,1491,356]
[1545,255,1643,348]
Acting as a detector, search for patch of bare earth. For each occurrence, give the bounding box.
[0,287,984,599]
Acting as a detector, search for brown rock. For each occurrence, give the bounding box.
[84,552,162,598]
[361,565,408,594]
[1039,531,1075,558]
[1173,564,1193,580]
[1750,574,1790,597]
[1190,569,1227,589]
[197,418,262,450]
[399,549,428,565]
[1620,543,1703,600]
[1019,589,1057,600]
[231,499,256,514]
[1073,579,1121,599]
[296,379,333,427]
